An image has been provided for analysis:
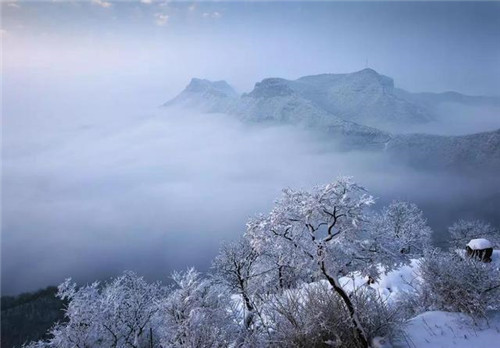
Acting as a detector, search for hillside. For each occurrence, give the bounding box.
[1,287,66,348]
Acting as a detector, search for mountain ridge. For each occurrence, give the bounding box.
[163,69,500,171]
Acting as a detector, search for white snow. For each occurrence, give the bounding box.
[372,260,420,299]
[403,310,500,348]
[338,259,421,305]
[467,238,493,250]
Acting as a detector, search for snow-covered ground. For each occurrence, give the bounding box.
[338,249,500,347]
[339,259,420,304]
[231,250,500,347]
[356,250,500,304]
[402,310,500,348]
[375,250,500,348]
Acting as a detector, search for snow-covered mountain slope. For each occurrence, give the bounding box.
[165,69,499,133]
[251,69,500,133]
[395,89,500,110]
[165,77,392,150]
[163,78,239,112]
[237,77,392,150]
[386,129,500,170]
[165,69,433,131]
[287,68,432,130]
[163,72,500,170]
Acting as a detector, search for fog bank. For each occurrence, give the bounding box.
[3,103,499,294]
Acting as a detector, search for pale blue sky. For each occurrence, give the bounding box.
[2,0,500,98]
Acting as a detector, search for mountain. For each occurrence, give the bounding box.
[163,70,500,170]
[165,76,392,150]
[1,287,67,348]
[284,68,432,130]
[165,69,434,131]
[394,89,500,109]
[387,128,500,170]
[163,78,239,112]
[237,77,392,150]
[165,69,499,132]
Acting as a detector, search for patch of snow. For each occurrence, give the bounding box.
[339,259,421,305]
[372,336,393,348]
[402,310,500,348]
[374,260,420,300]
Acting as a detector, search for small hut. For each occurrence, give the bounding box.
[466,238,493,263]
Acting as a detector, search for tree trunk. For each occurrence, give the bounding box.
[236,275,255,347]
[320,260,370,348]
[278,265,284,289]
[149,327,153,348]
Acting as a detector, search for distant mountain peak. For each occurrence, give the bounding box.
[163,78,238,109]
[350,68,394,88]
[183,78,238,98]
[356,67,379,75]
[246,78,295,98]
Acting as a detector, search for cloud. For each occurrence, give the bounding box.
[3,99,499,294]
[140,0,153,4]
[202,11,222,19]
[92,0,112,8]
[154,13,169,26]
[158,0,171,7]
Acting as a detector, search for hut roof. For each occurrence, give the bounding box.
[467,238,492,250]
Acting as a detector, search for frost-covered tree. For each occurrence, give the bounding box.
[24,271,165,348]
[212,239,261,325]
[246,178,410,348]
[370,201,432,256]
[448,219,499,249]
[212,237,279,345]
[158,268,237,348]
[47,280,103,348]
[258,246,307,292]
[25,179,474,348]
[98,271,165,347]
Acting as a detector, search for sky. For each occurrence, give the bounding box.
[2,0,500,97]
[2,0,500,295]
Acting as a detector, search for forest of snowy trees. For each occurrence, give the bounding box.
[25,178,500,348]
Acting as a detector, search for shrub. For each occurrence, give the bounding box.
[266,282,401,348]
[417,250,500,317]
